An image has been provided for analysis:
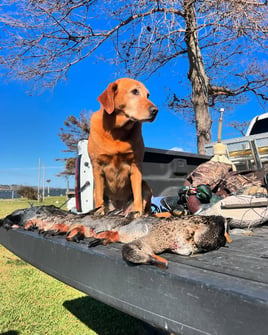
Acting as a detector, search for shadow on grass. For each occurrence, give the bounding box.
[63,296,146,335]
[64,296,170,335]
[0,331,20,335]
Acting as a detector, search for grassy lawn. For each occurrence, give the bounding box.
[0,197,145,335]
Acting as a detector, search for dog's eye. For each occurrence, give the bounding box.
[131,89,139,95]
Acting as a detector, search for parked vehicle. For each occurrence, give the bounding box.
[246,112,268,136]
[2,114,268,335]
[69,114,268,213]
[68,140,209,213]
[205,113,268,171]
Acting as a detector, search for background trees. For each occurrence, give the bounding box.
[0,0,267,153]
[17,186,37,200]
[57,110,90,176]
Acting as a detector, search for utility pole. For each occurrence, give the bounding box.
[38,158,41,202]
[65,175,69,193]
[42,164,45,200]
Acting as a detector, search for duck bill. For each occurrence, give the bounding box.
[149,254,168,269]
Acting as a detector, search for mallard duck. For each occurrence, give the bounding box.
[122,215,228,268]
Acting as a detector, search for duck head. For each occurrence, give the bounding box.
[194,215,228,251]
[122,239,168,269]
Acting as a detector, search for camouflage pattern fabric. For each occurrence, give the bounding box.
[217,170,263,195]
[185,161,232,191]
[185,160,265,196]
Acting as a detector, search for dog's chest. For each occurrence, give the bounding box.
[98,152,135,180]
[98,151,134,166]
[98,152,134,192]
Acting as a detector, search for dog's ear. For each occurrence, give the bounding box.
[97,83,118,114]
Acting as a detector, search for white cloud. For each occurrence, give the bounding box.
[169,147,184,152]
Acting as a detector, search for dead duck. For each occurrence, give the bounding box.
[1,205,69,230]
[88,215,159,246]
[64,213,133,241]
[1,205,137,242]
[122,215,228,268]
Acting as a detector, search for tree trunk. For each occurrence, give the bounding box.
[183,0,211,154]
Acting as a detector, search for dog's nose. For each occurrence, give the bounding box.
[149,105,158,118]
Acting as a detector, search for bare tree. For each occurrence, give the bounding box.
[228,120,250,136]
[57,110,90,175]
[0,0,267,153]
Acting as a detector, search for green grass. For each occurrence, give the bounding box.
[0,197,145,335]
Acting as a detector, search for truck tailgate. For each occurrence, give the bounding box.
[1,226,268,335]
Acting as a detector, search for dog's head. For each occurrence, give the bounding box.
[98,78,158,127]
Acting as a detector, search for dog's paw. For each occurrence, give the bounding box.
[125,211,142,219]
[93,206,106,216]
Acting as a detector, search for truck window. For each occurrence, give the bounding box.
[249,118,268,135]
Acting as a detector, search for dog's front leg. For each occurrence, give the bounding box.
[130,164,143,216]
[92,165,106,215]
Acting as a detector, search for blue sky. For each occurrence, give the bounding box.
[0,55,265,189]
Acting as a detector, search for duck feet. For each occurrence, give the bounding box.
[88,231,120,247]
[41,223,69,237]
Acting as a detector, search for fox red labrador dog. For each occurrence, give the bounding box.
[88,78,158,216]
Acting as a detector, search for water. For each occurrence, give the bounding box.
[0,188,71,199]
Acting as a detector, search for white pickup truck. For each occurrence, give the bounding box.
[68,142,209,214]
[205,112,268,171]
[69,113,268,213]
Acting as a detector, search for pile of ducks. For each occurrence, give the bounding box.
[1,205,229,268]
